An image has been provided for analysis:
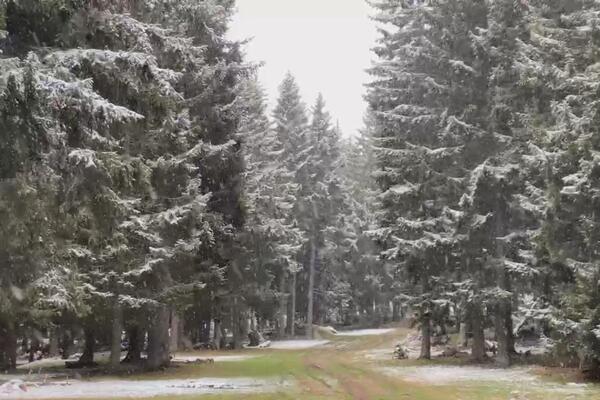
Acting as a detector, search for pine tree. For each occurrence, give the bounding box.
[531,0,600,371]
[337,127,388,325]
[366,0,550,363]
[367,0,483,359]
[272,73,309,336]
[298,94,344,336]
[0,0,6,53]
[235,77,303,343]
[466,0,550,367]
[1,0,249,369]
[0,61,62,370]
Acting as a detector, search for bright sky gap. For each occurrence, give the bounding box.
[228,0,377,137]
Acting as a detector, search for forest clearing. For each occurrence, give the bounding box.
[3,0,600,399]
[2,326,600,399]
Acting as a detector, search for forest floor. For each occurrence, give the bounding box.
[3,327,600,400]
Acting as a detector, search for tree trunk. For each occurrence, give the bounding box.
[201,319,211,344]
[458,322,468,348]
[506,293,516,354]
[419,276,432,360]
[6,328,16,370]
[494,195,510,367]
[317,268,327,326]
[306,240,317,339]
[231,298,242,350]
[494,303,510,367]
[214,318,222,350]
[506,310,515,354]
[0,322,17,371]
[392,300,400,322]
[290,271,297,337]
[278,272,287,338]
[147,305,171,369]
[60,330,73,359]
[110,301,122,368]
[250,311,257,332]
[122,326,142,364]
[419,313,431,360]
[28,337,40,363]
[470,303,486,362]
[239,308,249,349]
[169,310,180,353]
[78,328,95,366]
[49,327,59,357]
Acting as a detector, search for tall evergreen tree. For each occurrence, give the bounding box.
[298,94,344,337]
[0,0,249,369]
[532,0,600,371]
[367,0,480,359]
[337,127,388,325]
[236,77,303,341]
[272,73,309,336]
[0,61,63,370]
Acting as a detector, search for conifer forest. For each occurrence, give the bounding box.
[2,1,600,399]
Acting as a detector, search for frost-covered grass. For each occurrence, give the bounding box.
[267,340,330,349]
[335,328,396,336]
[2,378,289,399]
[170,355,257,363]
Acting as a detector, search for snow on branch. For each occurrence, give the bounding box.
[45,49,183,100]
[42,75,144,123]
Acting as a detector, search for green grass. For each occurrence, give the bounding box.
[90,352,306,381]
[45,330,600,400]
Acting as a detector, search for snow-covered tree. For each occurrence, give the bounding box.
[367,0,483,359]
[234,76,303,343]
[271,73,310,336]
[531,0,600,371]
[296,94,345,337]
[335,126,388,325]
[0,0,249,369]
[0,61,63,370]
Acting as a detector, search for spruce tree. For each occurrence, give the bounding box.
[0,62,61,370]
[236,77,303,341]
[337,127,387,324]
[298,94,344,336]
[1,0,248,369]
[272,73,309,336]
[367,0,483,359]
[532,0,600,370]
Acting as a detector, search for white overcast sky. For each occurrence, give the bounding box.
[228,0,377,137]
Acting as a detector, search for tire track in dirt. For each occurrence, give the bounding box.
[297,328,409,400]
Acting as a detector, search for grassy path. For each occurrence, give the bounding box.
[50,328,600,400]
[142,330,411,400]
